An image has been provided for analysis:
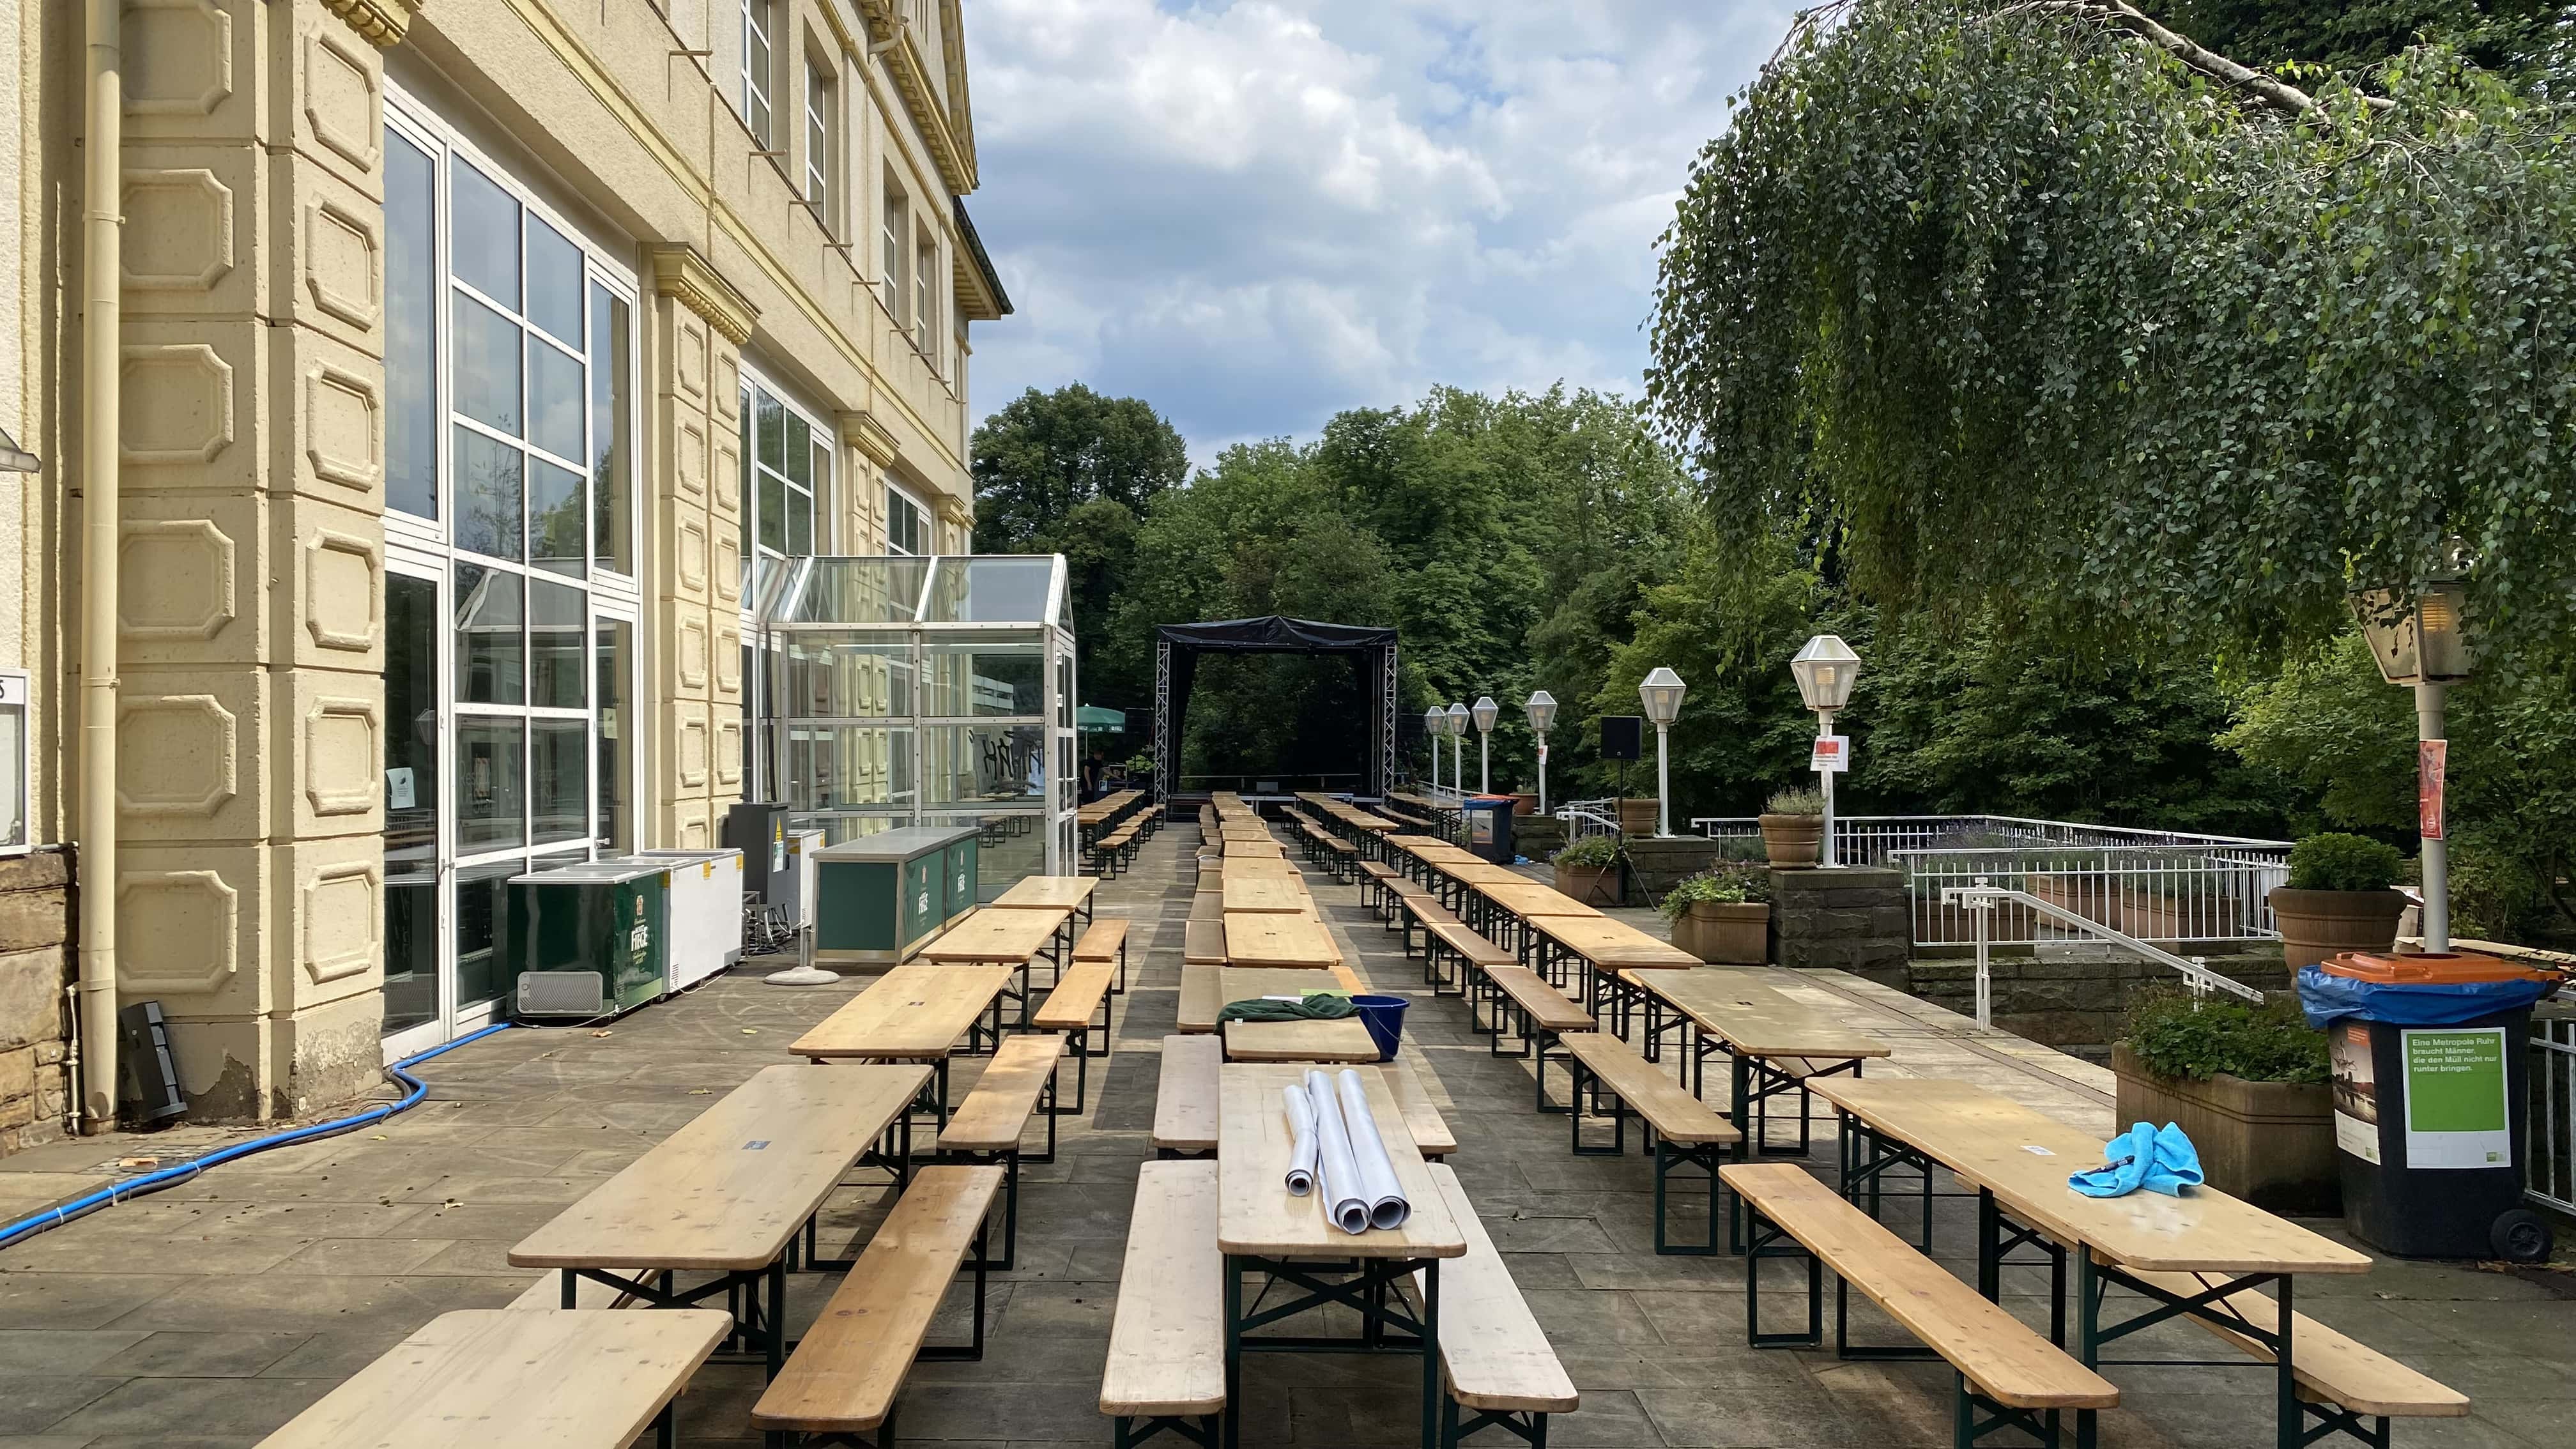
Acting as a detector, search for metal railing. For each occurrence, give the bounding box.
[1897,845,2286,948]
[1941,881,2264,1027]
[1556,797,1623,843]
[1692,813,2291,863]
[2532,1008,2576,1216]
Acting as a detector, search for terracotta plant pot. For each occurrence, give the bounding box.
[1510,793,1539,816]
[1758,813,1822,866]
[2112,1044,2339,1213]
[1672,900,1770,965]
[1616,799,1660,836]
[1554,862,1621,907]
[2268,887,2407,972]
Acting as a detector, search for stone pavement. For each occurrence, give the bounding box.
[0,824,2568,1448]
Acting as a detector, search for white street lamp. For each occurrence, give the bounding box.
[1446,703,1470,802]
[1471,696,1499,794]
[2352,569,2472,952]
[1423,707,1448,795]
[1524,691,1558,815]
[1790,634,1862,867]
[1637,668,1686,837]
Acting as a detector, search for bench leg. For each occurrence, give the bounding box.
[1443,1402,1550,1449]
[1533,1032,1569,1114]
[1652,1138,1726,1257]
[919,1220,992,1363]
[1567,1060,1625,1156]
[1742,1207,1825,1349]
[1115,1414,1221,1448]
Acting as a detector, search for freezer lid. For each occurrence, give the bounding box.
[811,824,983,862]
[507,857,668,886]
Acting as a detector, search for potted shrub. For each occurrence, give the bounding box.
[1662,864,1772,965]
[2269,832,2407,971]
[1551,835,1623,905]
[2112,987,2338,1213]
[1758,785,1825,866]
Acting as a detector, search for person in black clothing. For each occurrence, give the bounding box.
[1081,751,1104,801]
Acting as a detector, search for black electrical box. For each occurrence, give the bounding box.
[117,1000,188,1126]
[724,801,792,902]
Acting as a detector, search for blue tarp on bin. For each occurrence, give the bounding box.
[2294,963,2557,1029]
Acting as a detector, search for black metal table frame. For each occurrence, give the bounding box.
[1222,1254,1443,1449]
[1558,1051,1730,1255]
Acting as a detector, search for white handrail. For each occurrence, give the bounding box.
[1941,880,2264,1027]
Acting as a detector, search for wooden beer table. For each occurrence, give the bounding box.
[1525,916,1694,1006]
[1222,877,1310,914]
[1223,1016,1382,1063]
[1177,964,1363,1032]
[1216,1063,1467,1449]
[790,963,1019,1118]
[1467,880,1598,951]
[1223,911,1343,968]
[509,1064,929,1377]
[1623,966,1890,1154]
[916,906,1071,1025]
[1812,1077,2373,1449]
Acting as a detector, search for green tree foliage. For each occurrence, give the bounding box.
[2222,634,2576,937]
[1648,1,2576,663]
[969,385,1190,717]
[2149,0,2570,83]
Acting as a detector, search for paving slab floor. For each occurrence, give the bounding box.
[0,822,2569,1449]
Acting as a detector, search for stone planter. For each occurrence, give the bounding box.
[1617,799,1659,836]
[2112,1044,2339,1214]
[1759,813,1822,866]
[2268,887,2406,972]
[1554,862,1621,907]
[1672,900,1770,965]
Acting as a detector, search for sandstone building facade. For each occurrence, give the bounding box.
[0,0,1008,1141]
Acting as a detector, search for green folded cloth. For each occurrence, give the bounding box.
[1216,992,1358,1023]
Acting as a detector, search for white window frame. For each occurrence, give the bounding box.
[881,179,909,327]
[913,224,939,364]
[804,56,835,226]
[381,88,644,1056]
[885,478,928,556]
[739,365,834,573]
[742,0,778,146]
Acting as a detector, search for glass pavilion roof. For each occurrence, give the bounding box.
[755,555,1070,629]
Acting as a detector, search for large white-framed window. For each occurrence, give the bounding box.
[880,178,910,327]
[913,224,939,365]
[742,0,778,147]
[885,480,928,556]
[739,371,832,571]
[381,91,641,1056]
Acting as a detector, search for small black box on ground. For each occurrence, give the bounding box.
[117,1000,188,1126]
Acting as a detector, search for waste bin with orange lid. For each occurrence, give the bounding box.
[2299,950,2563,1261]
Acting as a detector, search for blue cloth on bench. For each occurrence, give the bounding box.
[2068,1121,2204,1198]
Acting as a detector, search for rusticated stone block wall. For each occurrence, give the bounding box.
[1769,865,1908,974]
[0,852,75,1155]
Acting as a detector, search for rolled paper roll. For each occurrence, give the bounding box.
[1335,1068,1411,1231]
[1305,1068,1368,1235]
[1282,1085,1318,1196]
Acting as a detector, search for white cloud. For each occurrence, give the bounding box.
[962,0,1800,464]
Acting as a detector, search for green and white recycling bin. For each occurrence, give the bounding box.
[811,825,981,966]
[503,857,669,1020]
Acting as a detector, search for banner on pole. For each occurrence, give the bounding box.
[1811,735,1850,774]
[2419,739,2447,840]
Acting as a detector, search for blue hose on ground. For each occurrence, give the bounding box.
[0,1021,512,1254]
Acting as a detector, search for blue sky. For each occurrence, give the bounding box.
[962,0,1802,464]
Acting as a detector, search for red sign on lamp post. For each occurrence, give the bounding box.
[2419,739,2447,840]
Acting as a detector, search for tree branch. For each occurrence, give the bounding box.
[2045,1,2394,114]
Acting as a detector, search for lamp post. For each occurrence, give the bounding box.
[1524,691,1558,815]
[2352,571,2472,953]
[1422,706,1447,795]
[1471,696,1498,794]
[1637,668,1686,837]
[1789,634,1861,868]
[1446,703,1470,802]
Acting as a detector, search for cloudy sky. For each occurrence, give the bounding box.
[961,0,1802,464]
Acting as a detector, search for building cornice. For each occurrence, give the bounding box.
[839,411,901,470]
[859,1,977,195]
[324,0,420,47]
[937,494,976,528]
[648,245,758,346]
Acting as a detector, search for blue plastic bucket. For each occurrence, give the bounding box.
[1349,994,1410,1061]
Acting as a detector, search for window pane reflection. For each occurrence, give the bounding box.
[528,456,585,578]
[383,573,441,1037]
[454,562,523,705]
[528,578,586,709]
[591,286,632,574]
[454,859,518,1008]
[531,719,588,845]
[452,160,520,308]
[454,293,523,436]
[528,336,584,462]
[386,134,438,521]
[456,716,526,853]
[524,216,583,344]
[452,427,523,561]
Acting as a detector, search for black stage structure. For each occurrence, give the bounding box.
[1152,617,1400,801]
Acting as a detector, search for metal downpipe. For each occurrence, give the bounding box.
[77,0,123,1131]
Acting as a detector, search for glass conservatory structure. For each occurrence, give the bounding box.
[752,555,1077,898]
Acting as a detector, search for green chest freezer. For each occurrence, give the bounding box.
[502,857,669,1019]
[812,825,980,965]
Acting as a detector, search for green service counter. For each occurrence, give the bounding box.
[812,825,982,965]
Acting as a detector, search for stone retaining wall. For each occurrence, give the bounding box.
[1891,949,2290,1059]
[0,851,75,1157]
[1771,866,1909,976]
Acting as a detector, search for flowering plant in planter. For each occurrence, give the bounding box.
[1552,835,1623,868]
[1758,785,1825,866]
[2113,986,2335,1213]
[1659,863,1772,918]
[1662,863,1772,963]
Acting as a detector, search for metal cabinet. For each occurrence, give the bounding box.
[812,824,981,965]
[503,859,668,1020]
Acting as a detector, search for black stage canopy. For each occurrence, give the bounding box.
[1153,616,1400,799]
